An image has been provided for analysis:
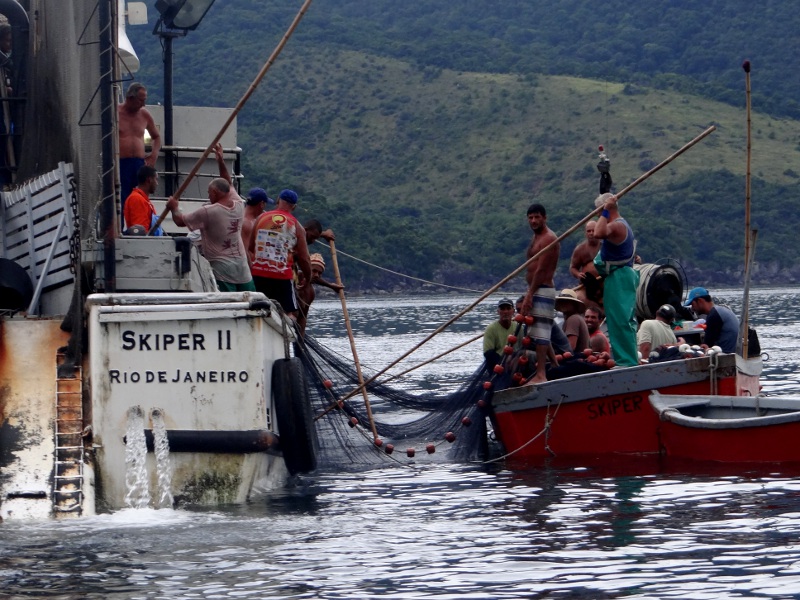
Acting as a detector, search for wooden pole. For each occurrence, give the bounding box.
[148,0,315,234]
[341,125,717,401]
[742,60,752,358]
[328,240,379,439]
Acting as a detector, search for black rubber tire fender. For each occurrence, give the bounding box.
[271,357,318,474]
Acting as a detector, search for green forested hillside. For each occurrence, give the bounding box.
[126,0,800,289]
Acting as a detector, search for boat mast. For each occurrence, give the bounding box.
[740,60,752,357]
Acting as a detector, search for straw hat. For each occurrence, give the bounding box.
[555,288,585,312]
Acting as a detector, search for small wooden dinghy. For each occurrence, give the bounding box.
[650,391,800,463]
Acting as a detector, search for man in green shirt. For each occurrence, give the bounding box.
[483,297,516,373]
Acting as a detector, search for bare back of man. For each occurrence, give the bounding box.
[569,221,603,305]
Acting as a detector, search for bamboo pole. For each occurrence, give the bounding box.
[328,240,379,439]
[742,59,752,358]
[148,0,315,234]
[341,125,717,401]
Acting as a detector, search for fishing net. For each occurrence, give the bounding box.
[295,334,490,471]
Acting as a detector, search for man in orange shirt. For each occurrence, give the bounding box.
[123,165,163,235]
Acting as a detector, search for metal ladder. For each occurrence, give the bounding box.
[52,353,84,517]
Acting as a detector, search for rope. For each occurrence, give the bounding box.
[314,240,484,294]
[482,394,566,463]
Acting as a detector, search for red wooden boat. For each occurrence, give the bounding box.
[491,353,751,461]
[649,391,800,463]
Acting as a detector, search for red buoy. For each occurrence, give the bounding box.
[323,379,333,389]
[524,316,534,326]
[518,355,529,365]
[348,417,358,428]
[503,345,514,355]
[477,398,487,409]
[337,400,344,409]
[513,314,524,323]
[522,336,531,347]
[512,372,524,384]
[461,416,472,427]
[493,364,505,374]
[426,443,436,454]
[374,438,383,447]
[445,432,456,443]
[507,334,518,344]
[482,381,492,390]
[385,444,394,454]
[407,448,416,457]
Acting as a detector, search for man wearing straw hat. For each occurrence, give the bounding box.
[592,192,639,367]
[555,289,590,353]
[296,252,343,335]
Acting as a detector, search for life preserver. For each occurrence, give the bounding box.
[271,357,317,475]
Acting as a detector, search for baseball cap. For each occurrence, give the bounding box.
[246,187,268,206]
[498,297,514,308]
[279,189,298,204]
[683,287,710,306]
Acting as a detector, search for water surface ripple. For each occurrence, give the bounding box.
[2,287,800,599]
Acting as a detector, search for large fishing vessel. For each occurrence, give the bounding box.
[0,0,316,520]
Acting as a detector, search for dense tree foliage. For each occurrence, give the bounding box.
[126,1,800,289]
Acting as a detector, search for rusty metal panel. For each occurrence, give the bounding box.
[0,318,70,520]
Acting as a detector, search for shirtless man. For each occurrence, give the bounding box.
[520,203,560,384]
[118,83,161,212]
[296,253,343,335]
[242,187,269,258]
[569,220,603,305]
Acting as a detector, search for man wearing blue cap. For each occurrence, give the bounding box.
[242,187,272,252]
[683,287,739,353]
[249,189,312,318]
